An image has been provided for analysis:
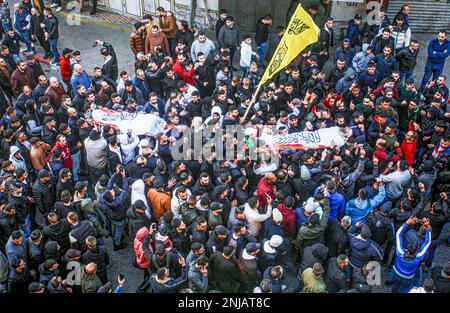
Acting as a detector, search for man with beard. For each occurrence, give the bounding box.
[92,67,115,94]
[170,218,190,256]
[33,75,48,99]
[95,80,114,107]
[195,52,215,97]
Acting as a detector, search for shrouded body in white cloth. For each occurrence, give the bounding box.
[91,108,167,136]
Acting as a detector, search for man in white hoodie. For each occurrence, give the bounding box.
[239,34,258,78]
[131,172,153,209]
[244,196,273,237]
[170,185,192,219]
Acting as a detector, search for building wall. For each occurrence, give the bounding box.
[102,0,219,29]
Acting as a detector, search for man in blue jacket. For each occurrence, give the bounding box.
[314,181,346,221]
[345,178,386,225]
[390,216,431,293]
[421,31,450,90]
[150,256,187,293]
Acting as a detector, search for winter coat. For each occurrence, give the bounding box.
[392,25,411,50]
[276,203,296,238]
[208,250,241,292]
[80,266,102,293]
[69,221,97,253]
[32,179,55,216]
[334,42,355,66]
[188,266,208,293]
[348,227,383,268]
[335,67,357,94]
[324,257,348,293]
[147,188,171,222]
[300,243,329,271]
[159,14,177,39]
[126,206,151,240]
[82,246,110,280]
[324,220,349,258]
[129,30,146,55]
[238,249,261,291]
[345,187,386,225]
[296,200,330,250]
[396,47,419,72]
[205,229,227,257]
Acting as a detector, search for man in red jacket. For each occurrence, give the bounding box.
[47,134,72,169]
[59,47,73,95]
[256,172,277,210]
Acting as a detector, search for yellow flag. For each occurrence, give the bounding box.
[258,4,320,88]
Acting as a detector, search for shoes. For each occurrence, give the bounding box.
[90,11,97,15]
[56,6,62,12]
[50,3,58,8]
[113,242,128,251]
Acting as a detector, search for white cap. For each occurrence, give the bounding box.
[304,197,319,213]
[270,235,283,247]
[138,138,150,148]
[272,209,283,223]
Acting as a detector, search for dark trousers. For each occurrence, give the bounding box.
[89,166,106,187]
[36,34,51,54]
[421,62,445,89]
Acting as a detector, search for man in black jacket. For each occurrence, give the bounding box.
[0,205,17,247]
[314,17,335,69]
[43,8,60,65]
[254,14,273,66]
[208,245,241,292]
[324,215,351,258]
[324,254,350,293]
[30,8,51,59]
[396,40,420,82]
[67,211,97,253]
[32,169,55,228]
[81,236,109,284]
[42,212,72,254]
[95,40,118,82]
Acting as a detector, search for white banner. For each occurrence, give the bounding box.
[274,127,347,149]
[91,108,167,136]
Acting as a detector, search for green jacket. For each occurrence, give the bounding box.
[80,266,103,293]
[295,199,330,250]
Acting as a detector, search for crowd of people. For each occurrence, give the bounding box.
[0,0,449,294]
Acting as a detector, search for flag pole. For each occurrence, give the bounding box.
[242,84,263,124]
[241,3,304,125]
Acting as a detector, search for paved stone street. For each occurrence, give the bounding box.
[7,2,449,293]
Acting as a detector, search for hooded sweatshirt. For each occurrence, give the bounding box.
[335,67,356,94]
[352,43,375,73]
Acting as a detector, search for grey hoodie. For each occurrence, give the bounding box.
[352,43,375,73]
[335,67,357,94]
